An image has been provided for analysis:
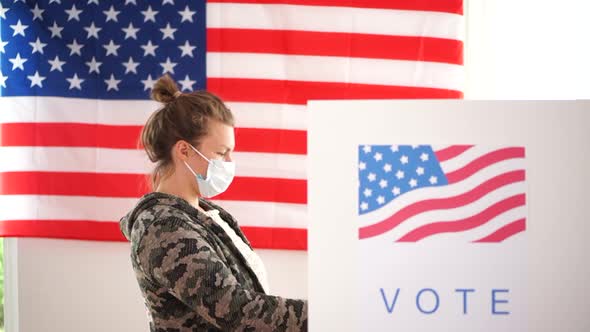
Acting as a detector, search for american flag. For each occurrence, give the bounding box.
[0,1,464,250]
[358,145,526,242]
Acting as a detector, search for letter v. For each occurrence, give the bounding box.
[380,288,401,314]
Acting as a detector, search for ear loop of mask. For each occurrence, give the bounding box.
[183,144,208,180]
[189,144,226,170]
[189,144,210,163]
[183,160,200,177]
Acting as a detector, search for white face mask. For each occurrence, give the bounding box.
[183,144,235,198]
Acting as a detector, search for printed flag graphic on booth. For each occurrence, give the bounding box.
[0,1,464,250]
[358,145,526,242]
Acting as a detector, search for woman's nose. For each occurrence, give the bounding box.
[224,152,233,162]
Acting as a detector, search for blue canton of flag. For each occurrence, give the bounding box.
[358,145,448,214]
[0,0,205,99]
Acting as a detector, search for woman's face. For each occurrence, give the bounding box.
[197,120,235,163]
[180,119,235,185]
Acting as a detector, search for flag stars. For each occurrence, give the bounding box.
[86,57,102,74]
[87,0,100,5]
[67,39,84,56]
[141,74,157,91]
[160,23,177,40]
[49,21,64,38]
[48,55,66,72]
[103,40,121,56]
[65,4,83,21]
[122,23,140,40]
[0,71,7,88]
[395,170,404,180]
[178,5,196,22]
[141,40,158,56]
[125,0,136,5]
[359,162,366,171]
[27,71,46,88]
[416,167,425,176]
[0,38,7,53]
[29,37,47,54]
[10,20,28,37]
[0,3,9,19]
[103,5,120,22]
[31,4,45,21]
[104,74,121,91]
[429,176,438,185]
[160,57,177,74]
[179,41,196,57]
[122,57,139,74]
[358,145,449,214]
[9,53,27,70]
[84,22,101,39]
[141,6,158,22]
[360,202,369,211]
[66,73,84,90]
[178,75,196,91]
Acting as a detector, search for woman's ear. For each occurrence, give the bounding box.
[174,140,191,162]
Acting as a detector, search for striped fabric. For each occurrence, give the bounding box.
[0,0,464,250]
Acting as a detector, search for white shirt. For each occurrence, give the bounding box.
[204,209,270,294]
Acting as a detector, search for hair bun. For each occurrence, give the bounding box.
[151,74,180,104]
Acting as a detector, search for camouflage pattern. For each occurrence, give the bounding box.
[120,192,308,331]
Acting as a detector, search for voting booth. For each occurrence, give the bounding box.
[307,100,590,332]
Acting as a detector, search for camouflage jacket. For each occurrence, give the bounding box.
[119,192,308,331]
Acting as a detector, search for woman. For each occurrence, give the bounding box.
[119,75,308,331]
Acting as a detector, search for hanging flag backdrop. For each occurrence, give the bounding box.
[0,0,464,250]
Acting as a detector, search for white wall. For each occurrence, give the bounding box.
[3,238,307,332]
[465,0,589,99]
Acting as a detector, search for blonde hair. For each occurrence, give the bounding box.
[140,75,234,189]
